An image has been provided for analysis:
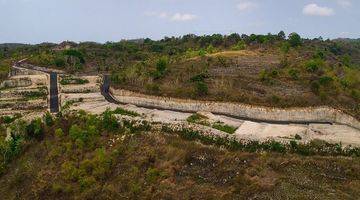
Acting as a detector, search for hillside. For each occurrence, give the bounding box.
[0,111,359,199]
[0,32,359,118]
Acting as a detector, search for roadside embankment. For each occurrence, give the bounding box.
[109,88,360,130]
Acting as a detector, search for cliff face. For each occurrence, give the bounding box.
[110,88,360,130]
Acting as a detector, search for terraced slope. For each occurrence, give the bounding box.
[0,72,49,117]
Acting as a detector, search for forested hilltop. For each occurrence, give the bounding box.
[0,32,359,117]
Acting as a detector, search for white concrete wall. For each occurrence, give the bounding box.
[110,88,360,130]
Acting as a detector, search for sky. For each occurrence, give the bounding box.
[0,0,359,44]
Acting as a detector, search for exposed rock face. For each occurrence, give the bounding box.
[109,88,360,130]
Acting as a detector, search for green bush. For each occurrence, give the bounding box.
[44,112,54,127]
[190,73,208,82]
[79,176,96,191]
[195,81,208,96]
[259,69,276,84]
[26,118,44,140]
[319,76,333,86]
[186,113,208,124]
[313,51,325,60]
[102,109,119,132]
[305,59,324,72]
[145,168,163,183]
[288,68,299,80]
[69,125,85,142]
[60,76,89,85]
[111,108,140,117]
[151,57,168,79]
[280,42,290,53]
[232,41,246,50]
[212,122,237,134]
[0,114,21,124]
[55,128,64,138]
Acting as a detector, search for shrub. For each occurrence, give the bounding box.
[102,109,119,132]
[111,108,140,117]
[54,56,66,68]
[1,116,13,124]
[79,176,96,191]
[60,76,89,85]
[280,42,290,53]
[26,118,44,140]
[271,69,279,78]
[206,45,216,53]
[341,54,351,67]
[313,51,325,60]
[145,168,163,183]
[259,69,275,83]
[305,59,324,73]
[62,161,81,181]
[232,41,246,50]
[0,114,21,124]
[295,134,302,140]
[288,68,299,80]
[151,57,168,79]
[310,81,320,94]
[22,89,47,100]
[44,112,54,127]
[187,113,208,123]
[69,125,85,142]
[198,49,207,57]
[195,81,208,96]
[319,76,333,86]
[271,95,281,104]
[55,128,64,138]
[190,73,208,82]
[212,122,237,134]
[63,49,85,64]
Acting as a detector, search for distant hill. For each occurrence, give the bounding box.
[0,43,29,49]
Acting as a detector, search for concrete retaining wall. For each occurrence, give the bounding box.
[110,88,360,130]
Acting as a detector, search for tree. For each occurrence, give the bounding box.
[277,31,286,40]
[288,33,302,47]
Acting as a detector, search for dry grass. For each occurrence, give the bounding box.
[0,119,359,199]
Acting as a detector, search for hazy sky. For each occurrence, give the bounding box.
[1,0,359,44]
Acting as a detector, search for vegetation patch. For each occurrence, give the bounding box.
[60,76,89,85]
[110,107,140,117]
[187,114,237,134]
[211,122,237,134]
[20,87,47,100]
[0,110,359,199]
